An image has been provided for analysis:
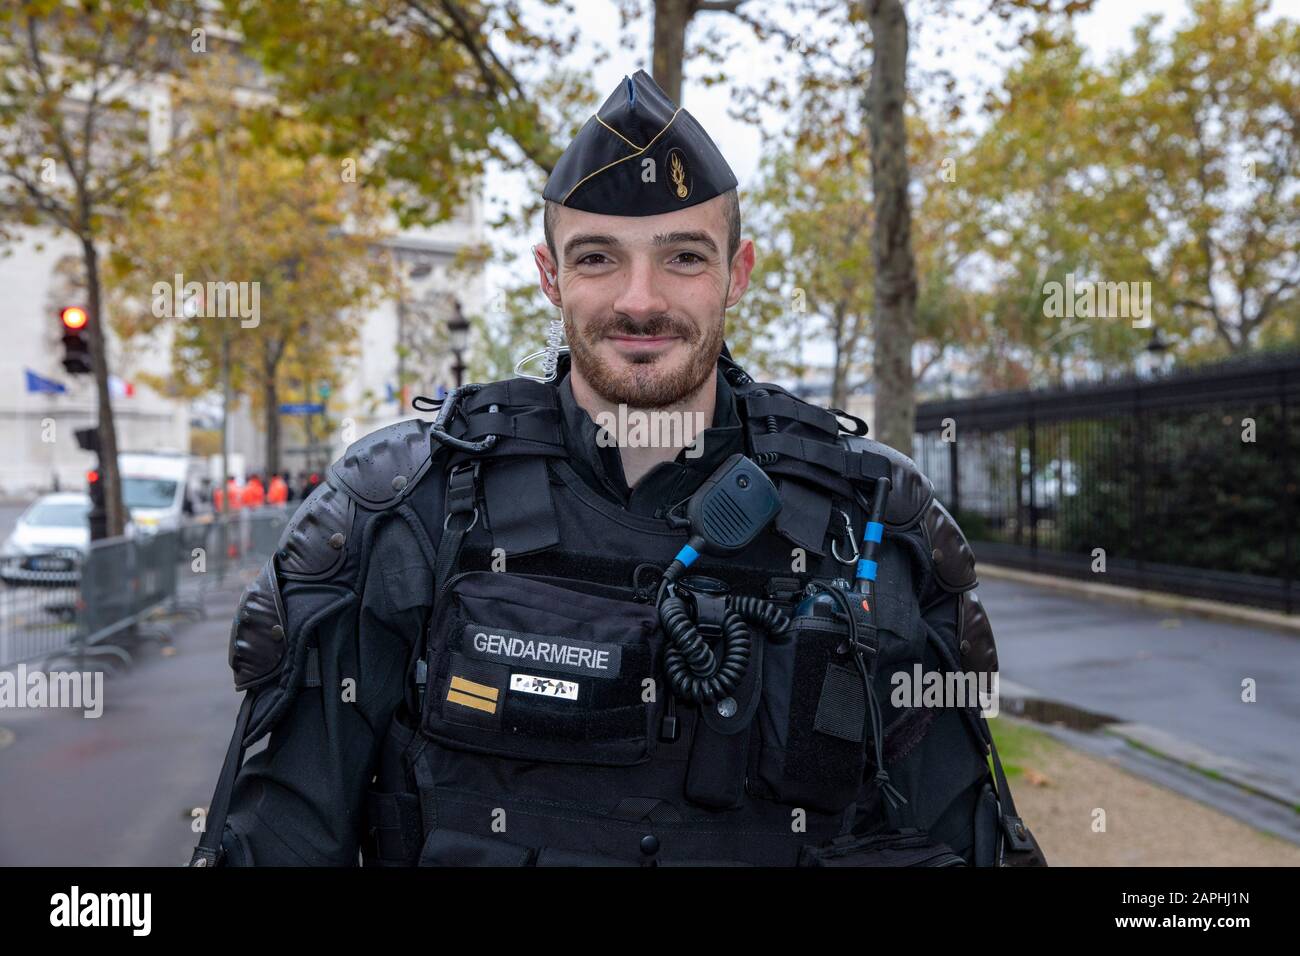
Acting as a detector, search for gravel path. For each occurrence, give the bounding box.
[1002,717,1300,866]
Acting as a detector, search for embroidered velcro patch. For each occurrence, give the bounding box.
[462,625,622,678]
[510,673,579,701]
[447,674,500,714]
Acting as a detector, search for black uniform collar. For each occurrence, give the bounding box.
[556,364,744,518]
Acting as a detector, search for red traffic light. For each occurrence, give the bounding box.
[61,306,89,330]
[87,469,99,483]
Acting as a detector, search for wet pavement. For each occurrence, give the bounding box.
[976,573,1300,837]
[0,584,246,866]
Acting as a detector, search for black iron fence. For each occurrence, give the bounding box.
[914,350,1300,614]
[0,507,293,670]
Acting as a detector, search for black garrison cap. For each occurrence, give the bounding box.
[542,69,738,216]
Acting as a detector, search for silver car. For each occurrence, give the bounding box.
[0,493,94,587]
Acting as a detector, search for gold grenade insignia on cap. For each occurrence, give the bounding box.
[668,148,690,200]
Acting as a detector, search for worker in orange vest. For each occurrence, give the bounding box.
[226,477,243,512]
[241,474,266,509]
[267,473,289,506]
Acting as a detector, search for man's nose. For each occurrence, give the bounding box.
[610,257,669,324]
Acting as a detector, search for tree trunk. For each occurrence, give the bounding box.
[264,373,280,477]
[652,0,694,104]
[865,0,918,457]
[82,236,126,538]
[831,303,849,409]
[220,328,230,493]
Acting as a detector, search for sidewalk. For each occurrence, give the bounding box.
[976,569,1300,841]
[0,587,244,866]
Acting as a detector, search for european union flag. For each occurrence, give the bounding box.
[25,369,66,394]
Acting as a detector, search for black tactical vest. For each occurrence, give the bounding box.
[353,357,1017,867]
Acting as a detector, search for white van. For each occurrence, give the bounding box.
[120,451,208,533]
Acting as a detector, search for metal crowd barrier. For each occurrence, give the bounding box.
[0,549,81,669]
[0,506,295,670]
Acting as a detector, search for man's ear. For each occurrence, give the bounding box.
[724,238,756,309]
[533,243,561,306]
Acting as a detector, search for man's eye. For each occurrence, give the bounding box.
[577,253,610,265]
[673,252,706,264]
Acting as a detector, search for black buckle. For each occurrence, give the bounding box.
[188,845,221,867]
[444,461,480,531]
[846,591,880,659]
[1000,812,1036,854]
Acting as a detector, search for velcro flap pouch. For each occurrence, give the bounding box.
[798,829,966,867]
[756,613,868,814]
[422,571,663,766]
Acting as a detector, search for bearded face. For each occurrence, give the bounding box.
[563,302,725,409]
[542,196,743,410]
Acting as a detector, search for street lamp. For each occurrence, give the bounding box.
[1139,327,1172,378]
[447,299,469,388]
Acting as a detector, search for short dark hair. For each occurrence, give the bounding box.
[543,188,741,271]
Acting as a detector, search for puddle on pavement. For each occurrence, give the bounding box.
[1002,695,1118,731]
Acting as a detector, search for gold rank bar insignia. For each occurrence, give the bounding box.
[447,675,500,714]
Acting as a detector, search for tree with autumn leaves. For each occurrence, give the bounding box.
[106,59,397,479]
[955,0,1298,385]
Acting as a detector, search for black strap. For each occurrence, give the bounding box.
[462,378,559,413]
[434,462,479,605]
[189,691,255,866]
[302,646,321,688]
[989,736,1040,861]
[753,433,887,480]
[744,393,841,436]
[411,750,440,836]
[366,790,423,865]
[462,409,564,447]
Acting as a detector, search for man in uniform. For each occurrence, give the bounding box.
[192,70,1044,867]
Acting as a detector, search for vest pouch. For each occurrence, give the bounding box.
[419,827,536,866]
[421,570,663,766]
[753,613,868,814]
[798,828,967,867]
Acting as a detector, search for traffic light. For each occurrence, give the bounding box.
[60,306,92,375]
[86,468,107,540]
[74,426,100,453]
[76,428,107,540]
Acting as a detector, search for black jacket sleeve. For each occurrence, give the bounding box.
[212,504,435,866]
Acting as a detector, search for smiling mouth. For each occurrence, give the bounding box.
[607,334,679,348]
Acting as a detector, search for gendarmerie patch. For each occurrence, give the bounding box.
[510,673,579,701]
[462,625,622,678]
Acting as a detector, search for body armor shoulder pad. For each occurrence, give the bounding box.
[958,588,999,675]
[840,435,978,593]
[920,497,978,593]
[227,557,326,746]
[229,560,287,692]
[277,418,437,582]
[328,417,436,510]
[840,435,934,528]
[276,478,356,581]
